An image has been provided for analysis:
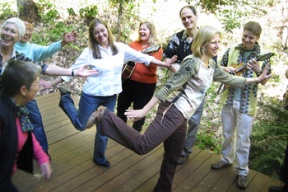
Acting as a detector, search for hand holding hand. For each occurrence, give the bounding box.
[124,108,146,122]
[170,55,178,64]
[40,162,52,180]
[163,55,178,68]
[40,79,53,90]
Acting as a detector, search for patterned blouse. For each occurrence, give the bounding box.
[155,55,246,119]
[163,30,193,64]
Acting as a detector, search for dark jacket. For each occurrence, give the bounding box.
[0,94,33,192]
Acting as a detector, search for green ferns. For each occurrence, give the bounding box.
[250,99,288,179]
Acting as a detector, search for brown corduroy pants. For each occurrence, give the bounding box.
[101,101,187,192]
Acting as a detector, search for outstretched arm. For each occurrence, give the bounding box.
[164,57,179,73]
[150,55,177,68]
[247,59,269,85]
[44,64,98,77]
[245,63,271,84]
[33,31,79,61]
[125,96,160,121]
[40,77,64,90]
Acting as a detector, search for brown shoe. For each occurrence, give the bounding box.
[211,160,232,169]
[86,110,98,128]
[96,106,106,123]
[237,175,248,189]
[86,106,107,128]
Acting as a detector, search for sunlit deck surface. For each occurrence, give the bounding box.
[13,92,283,192]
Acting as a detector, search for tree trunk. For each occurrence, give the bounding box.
[117,0,124,42]
[17,0,40,23]
[281,0,288,50]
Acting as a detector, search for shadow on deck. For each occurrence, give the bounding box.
[13,92,283,192]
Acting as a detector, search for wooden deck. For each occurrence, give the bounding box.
[13,92,283,192]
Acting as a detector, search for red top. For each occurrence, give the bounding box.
[13,118,50,174]
[129,41,163,84]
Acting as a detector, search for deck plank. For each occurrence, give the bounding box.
[12,92,283,192]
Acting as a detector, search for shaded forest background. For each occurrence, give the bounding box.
[1,0,288,179]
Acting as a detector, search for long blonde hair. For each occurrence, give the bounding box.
[192,26,221,58]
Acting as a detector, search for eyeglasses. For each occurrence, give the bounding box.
[31,84,42,88]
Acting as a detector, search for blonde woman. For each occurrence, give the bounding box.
[117,21,163,132]
[90,26,271,192]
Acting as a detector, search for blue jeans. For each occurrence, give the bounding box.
[59,92,116,164]
[26,99,49,153]
[182,98,205,156]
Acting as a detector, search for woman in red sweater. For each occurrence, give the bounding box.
[117,21,163,132]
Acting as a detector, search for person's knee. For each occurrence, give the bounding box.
[75,124,87,131]
[135,148,150,155]
[136,151,148,155]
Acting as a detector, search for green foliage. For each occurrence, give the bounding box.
[42,9,59,23]
[271,74,281,83]
[79,5,98,20]
[67,8,77,16]
[34,0,59,24]
[250,98,288,179]
[0,2,17,20]
[195,82,222,154]
[194,0,272,34]
[195,130,222,153]
[107,0,143,42]
[50,22,72,40]
[32,21,74,45]
[217,7,242,33]
[205,82,219,102]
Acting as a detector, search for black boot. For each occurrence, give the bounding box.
[269,186,284,192]
[58,87,71,97]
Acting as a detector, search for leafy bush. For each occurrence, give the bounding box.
[195,130,222,153]
[79,5,98,21]
[250,98,288,179]
[32,21,74,45]
[34,0,59,24]
[0,2,17,20]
